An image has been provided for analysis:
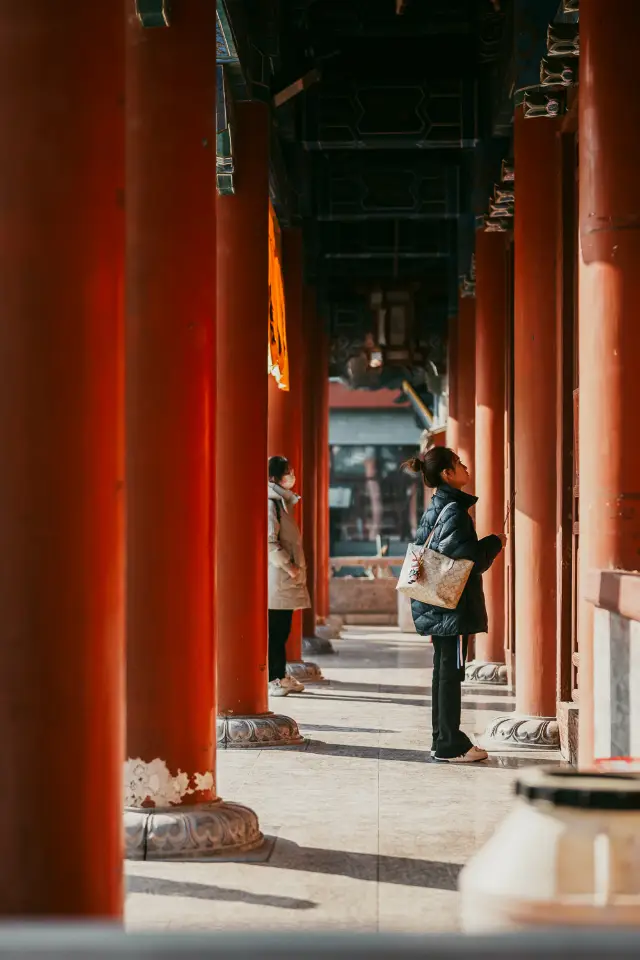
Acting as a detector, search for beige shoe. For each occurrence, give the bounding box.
[444,745,488,764]
[281,675,305,694]
[434,745,488,764]
[268,679,290,697]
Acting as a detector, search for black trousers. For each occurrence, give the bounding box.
[268,609,293,681]
[431,635,473,759]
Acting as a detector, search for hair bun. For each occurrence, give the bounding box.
[401,456,423,476]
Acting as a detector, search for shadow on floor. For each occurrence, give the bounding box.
[301,740,547,767]
[299,723,394,734]
[461,702,516,712]
[304,692,428,708]
[261,840,463,891]
[462,686,514,698]
[126,875,317,910]
[302,740,429,762]
[316,642,428,670]
[329,680,432,696]
[303,691,514,712]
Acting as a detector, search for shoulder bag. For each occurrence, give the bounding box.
[396,502,474,609]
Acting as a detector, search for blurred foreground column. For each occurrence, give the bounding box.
[0,1,124,916]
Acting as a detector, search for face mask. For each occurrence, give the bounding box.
[281,474,296,490]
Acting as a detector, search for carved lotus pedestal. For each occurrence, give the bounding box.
[125,800,263,860]
[485,715,560,749]
[465,660,508,685]
[217,712,305,748]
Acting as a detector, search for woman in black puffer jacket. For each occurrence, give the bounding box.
[406,446,506,763]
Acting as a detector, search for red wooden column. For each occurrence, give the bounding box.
[268,229,324,682]
[469,229,508,684]
[125,1,261,855]
[315,327,332,625]
[302,288,318,641]
[268,368,305,662]
[0,2,123,917]
[457,292,476,493]
[578,1,640,769]
[301,290,335,655]
[446,313,460,450]
[268,374,303,658]
[488,110,561,749]
[217,101,301,747]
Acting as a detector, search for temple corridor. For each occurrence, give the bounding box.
[126,628,559,933]
[5,1,640,936]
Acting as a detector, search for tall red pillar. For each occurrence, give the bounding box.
[488,110,560,748]
[301,290,335,654]
[268,229,324,682]
[470,229,508,684]
[316,327,331,623]
[446,313,460,450]
[302,288,318,640]
[457,293,476,493]
[0,2,124,916]
[217,101,301,747]
[578,1,640,768]
[124,1,261,855]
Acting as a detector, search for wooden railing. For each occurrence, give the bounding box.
[329,556,401,579]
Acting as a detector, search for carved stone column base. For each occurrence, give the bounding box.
[303,634,335,656]
[286,660,326,682]
[464,660,508,685]
[217,711,304,748]
[485,714,560,749]
[125,799,263,861]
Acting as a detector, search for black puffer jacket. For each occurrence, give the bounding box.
[411,484,502,637]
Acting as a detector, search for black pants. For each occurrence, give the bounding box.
[431,636,473,759]
[268,609,293,681]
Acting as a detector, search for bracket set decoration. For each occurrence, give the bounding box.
[216,65,235,196]
[479,160,514,234]
[459,254,476,299]
[515,2,579,119]
[135,0,170,28]
[216,1,243,196]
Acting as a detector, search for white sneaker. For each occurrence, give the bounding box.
[268,679,290,697]
[281,675,305,694]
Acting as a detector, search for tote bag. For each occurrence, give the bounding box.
[397,502,474,609]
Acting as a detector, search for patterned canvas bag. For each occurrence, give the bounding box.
[396,502,474,609]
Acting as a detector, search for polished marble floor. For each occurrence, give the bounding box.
[126,627,559,933]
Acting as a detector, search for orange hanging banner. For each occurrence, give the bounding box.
[268,202,289,391]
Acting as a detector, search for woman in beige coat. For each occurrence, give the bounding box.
[268,456,311,697]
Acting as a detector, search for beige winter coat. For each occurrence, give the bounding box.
[268,483,311,611]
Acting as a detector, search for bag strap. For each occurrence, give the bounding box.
[425,501,457,548]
